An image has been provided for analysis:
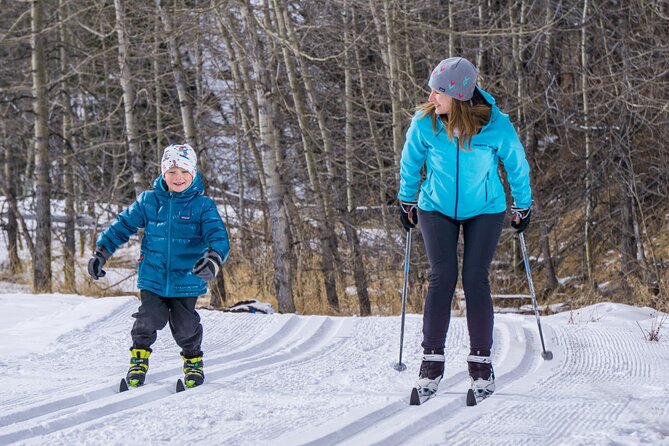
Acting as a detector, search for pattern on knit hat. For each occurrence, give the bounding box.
[161,144,197,177]
[428,57,478,101]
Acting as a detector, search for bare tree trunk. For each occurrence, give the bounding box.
[1,120,22,274]
[59,0,76,293]
[156,0,197,147]
[31,0,52,293]
[114,0,145,199]
[351,8,392,238]
[272,0,340,311]
[581,0,594,286]
[369,0,403,180]
[240,0,295,313]
[343,0,370,315]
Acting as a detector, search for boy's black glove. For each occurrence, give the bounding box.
[87,246,111,280]
[399,201,418,231]
[193,250,223,281]
[511,205,531,233]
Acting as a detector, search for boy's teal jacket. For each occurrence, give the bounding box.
[398,87,532,219]
[96,174,230,298]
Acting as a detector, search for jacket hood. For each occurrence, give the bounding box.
[153,172,204,198]
[475,86,496,107]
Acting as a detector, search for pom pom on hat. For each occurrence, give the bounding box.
[428,57,478,101]
[161,144,197,177]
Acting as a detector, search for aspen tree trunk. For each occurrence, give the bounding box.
[351,8,391,238]
[215,8,270,242]
[0,120,21,274]
[240,0,295,313]
[154,14,163,159]
[272,0,340,311]
[156,0,197,148]
[369,0,403,179]
[581,0,594,286]
[343,0,371,315]
[31,0,52,293]
[59,0,76,293]
[114,0,145,199]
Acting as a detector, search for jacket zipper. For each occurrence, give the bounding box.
[485,171,489,202]
[454,137,460,219]
[165,195,173,296]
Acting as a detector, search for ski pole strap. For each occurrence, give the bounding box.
[422,354,445,362]
[467,355,492,364]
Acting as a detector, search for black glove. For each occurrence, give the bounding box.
[399,201,418,231]
[510,205,531,233]
[192,250,223,281]
[87,246,111,280]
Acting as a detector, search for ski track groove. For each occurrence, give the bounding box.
[0,313,305,440]
[281,317,529,446]
[0,306,280,413]
[4,316,351,445]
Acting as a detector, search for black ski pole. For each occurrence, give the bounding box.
[518,232,554,360]
[394,228,412,371]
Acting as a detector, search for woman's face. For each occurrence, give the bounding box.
[429,89,452,115]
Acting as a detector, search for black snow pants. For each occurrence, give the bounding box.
[131,290,203,357]
[418,210,505,353]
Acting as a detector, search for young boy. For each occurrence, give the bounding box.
[88,144,230,389]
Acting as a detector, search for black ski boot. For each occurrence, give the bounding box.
[466,351,495,405]
[181,353,205,388]
[126,347,151,387]
[410,348,445,405]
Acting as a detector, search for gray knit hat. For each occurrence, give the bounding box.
[428,57,478,101]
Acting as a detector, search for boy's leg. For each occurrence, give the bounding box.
[165,297,203,357]
[131,290,170,349]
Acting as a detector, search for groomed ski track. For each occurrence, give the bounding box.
[1,296,668,445]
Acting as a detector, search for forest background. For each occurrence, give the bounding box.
[1,0,667,316]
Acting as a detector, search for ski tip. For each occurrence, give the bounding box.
[409,388,421,406]
[176,379,186,393]
[119,378,129,393]
[466,389,477,406]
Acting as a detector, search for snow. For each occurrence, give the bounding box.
[0,293,668,445]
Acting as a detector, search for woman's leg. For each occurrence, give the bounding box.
[461,212,504,354]
[418,210,461,351]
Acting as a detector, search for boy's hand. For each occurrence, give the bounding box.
[193,250,222,281]
[87,247,110,280]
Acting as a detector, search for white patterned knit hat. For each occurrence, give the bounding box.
[161,144,197,177]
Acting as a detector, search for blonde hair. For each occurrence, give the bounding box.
[417,96,491,150]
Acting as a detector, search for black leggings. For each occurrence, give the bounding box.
[418,210,505,352]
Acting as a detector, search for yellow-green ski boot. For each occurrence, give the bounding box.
[126,348,151,387]
[181,353,204,388]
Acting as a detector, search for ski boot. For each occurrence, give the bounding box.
[466,353,495,406]
[410,349,445,405]
[126,347,151,387]
[181,353,205,388]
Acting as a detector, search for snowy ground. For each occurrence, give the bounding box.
[0,294,668,446]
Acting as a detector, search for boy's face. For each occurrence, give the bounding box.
[164,167,194,193]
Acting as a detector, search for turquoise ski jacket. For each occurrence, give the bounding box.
[398,87,532,219]
[97,174,230,297]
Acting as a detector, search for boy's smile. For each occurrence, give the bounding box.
[164,167,194,193]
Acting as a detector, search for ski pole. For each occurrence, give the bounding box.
[518,232,554,360]
[393,228,412,371]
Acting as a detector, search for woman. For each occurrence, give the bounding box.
[397,56,532,405]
